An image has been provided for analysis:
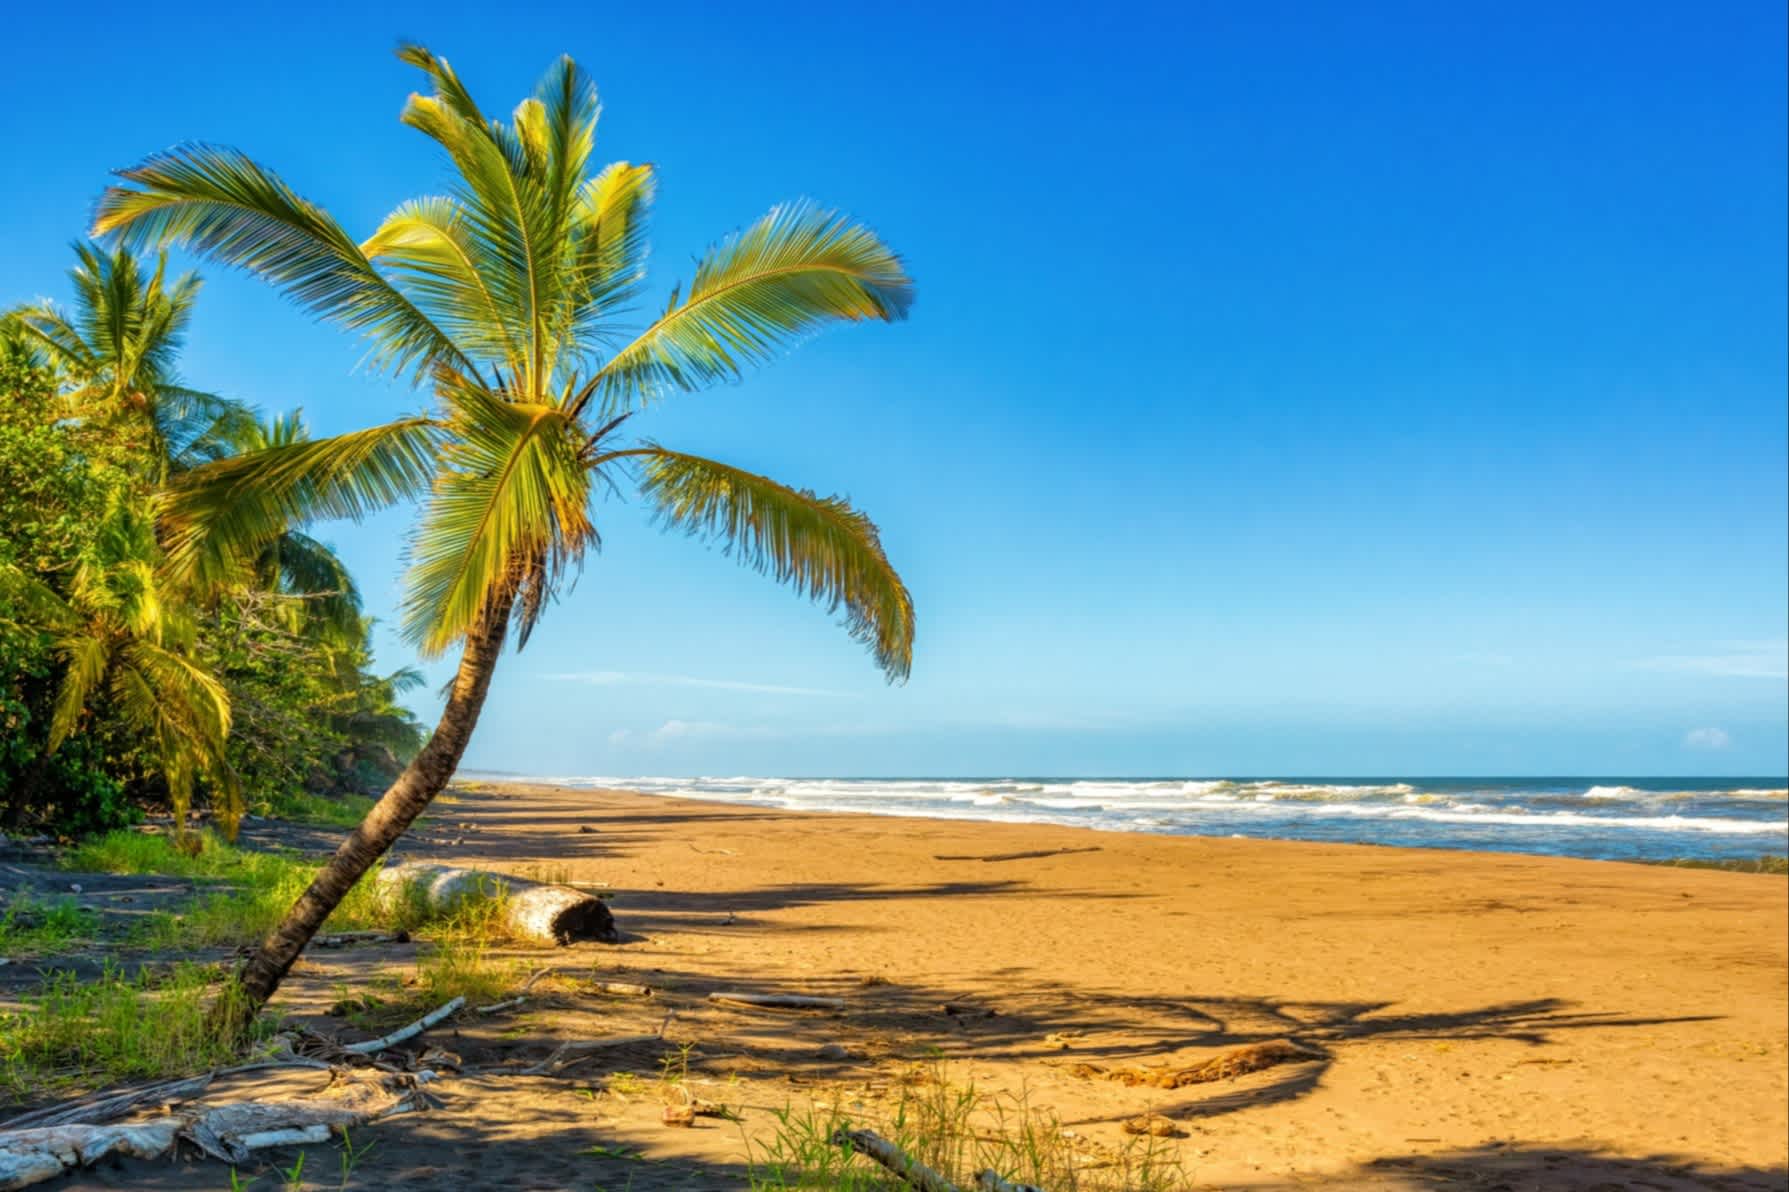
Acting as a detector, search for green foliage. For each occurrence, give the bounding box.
[1,253,425,838]
[0,895,97,956]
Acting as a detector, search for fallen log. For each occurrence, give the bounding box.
[708,992,844,1012]
[0,1072,433,1189]
[830,1127,961,1192]
[0,1059,335,1132]
[342,996,464,1054]
[375,863,615,945]
[975,1171,1046,1192]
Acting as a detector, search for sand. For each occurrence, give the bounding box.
[38,781,1789,1189]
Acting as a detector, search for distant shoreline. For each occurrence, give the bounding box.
[453,773,1788,866]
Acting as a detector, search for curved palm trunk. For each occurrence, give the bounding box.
[221,590,516,1034]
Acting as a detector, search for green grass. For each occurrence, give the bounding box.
[746,1063,1190,1191]
[0,896,96,956]
[259,789,377,828]
[0,962,272,1101]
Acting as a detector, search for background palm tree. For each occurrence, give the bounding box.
[0,492,238,838]
[95,45,916,1025]
[10,242,256,480]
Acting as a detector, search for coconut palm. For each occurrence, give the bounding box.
[0,493,238,839]
[9,242,257,480]
[94,45,915,1023]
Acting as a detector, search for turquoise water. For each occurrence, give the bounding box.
[517,774,1789,863]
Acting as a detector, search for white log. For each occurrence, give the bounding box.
[475,996,526,1015]
[829,1127,961,1192]
[235,1124,331,1150]
[708,992,845,1012]
[375,864,614,945]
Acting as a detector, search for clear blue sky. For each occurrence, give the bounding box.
[4,1,1784,777]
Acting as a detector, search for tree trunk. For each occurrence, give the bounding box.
[219,590,516,1035]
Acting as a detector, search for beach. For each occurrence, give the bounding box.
[72,778,1772,1190]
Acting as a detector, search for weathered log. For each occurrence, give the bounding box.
[375,863,615,945]
[0,1073,431,1188]
[342,997,464,1054]
[829,1127,961,1192]
[708,992,844,1012]
[0,1059,334,1132]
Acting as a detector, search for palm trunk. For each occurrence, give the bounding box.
[220,589,516,1035]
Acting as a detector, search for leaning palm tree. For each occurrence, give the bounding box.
[95,45,915,1023]
[9,242,257,480]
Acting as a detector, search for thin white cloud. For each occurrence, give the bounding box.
[609,719,779,749]
[544,670,844,697]
[1634,640,1787,680]
[1684,727,1732,751]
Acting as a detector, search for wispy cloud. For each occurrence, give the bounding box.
[545,670,844,697]
[1634,640,1788,680]
[1684,727,1732,751]
[608,719,778,749]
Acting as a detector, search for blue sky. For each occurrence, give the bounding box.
[3,1,1784,777]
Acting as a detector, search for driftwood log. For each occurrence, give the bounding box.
[342,996,465,1054]
[375,863,615,945]
[0,1071,434,1189]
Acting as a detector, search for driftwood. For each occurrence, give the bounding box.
[342,996,465,1054]
[0,1072,433,1189]
[522,1034,666,1076]
[376,863,615,945]
[588,981,652,997]
[830,1127,961,1192]
[1120,1112,1185,1137]
[1068,1039,1324,1089]
[975,1171,1046,1192]
[708,992,844,1012]
[0,1059,334,1132]
[475,996,526,1015]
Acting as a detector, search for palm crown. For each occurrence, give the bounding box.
[94,45,916,677]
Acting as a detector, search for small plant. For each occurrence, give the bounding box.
[745,1062,1190,1191]
[0,895,95,955]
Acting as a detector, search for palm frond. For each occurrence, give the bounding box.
[589,202,912,412]
[402,381,593,655]
[93,145,475,380]
[162,417,443,584]
[632,447,913,680]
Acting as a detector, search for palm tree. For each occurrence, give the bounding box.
[94,45,915,1024]
[0,493,238,839]
[9,242,257,480]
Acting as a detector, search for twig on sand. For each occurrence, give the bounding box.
[521,1034,666,1077]
[829,1126,962,1192]
[1068,1039,1324,1089]
[343,996,466,1054]
[475,996,526,1015]
[708,991,844,1012]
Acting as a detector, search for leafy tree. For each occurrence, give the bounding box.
[10,242,255,480]
[95,45,916,1025]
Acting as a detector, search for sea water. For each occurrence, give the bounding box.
[496,775,1789,863]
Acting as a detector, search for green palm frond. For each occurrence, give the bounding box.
[48,634,108,748]
[402,379,594,655]
[162,417,443,584]
[588,202,912,412]
[93,146,474,381]
[362,197,528,371]
[631,447,914,680]
[8,302,97,376]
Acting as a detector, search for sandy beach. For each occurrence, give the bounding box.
[39,780,1788,1189]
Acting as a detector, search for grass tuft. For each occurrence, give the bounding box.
[0,896,96,956]
[746,1062,1190,1191]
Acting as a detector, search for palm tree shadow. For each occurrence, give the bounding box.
[1348,1144,1786,1190]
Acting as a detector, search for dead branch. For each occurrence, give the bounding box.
[342,996,465,1054]
[975,1171,1047,1192]
[1067,1039,1324,1089]
[829,1127,962,1192]
[708,992,845,1012]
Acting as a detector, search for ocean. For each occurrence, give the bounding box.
[510,775,1789,863]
